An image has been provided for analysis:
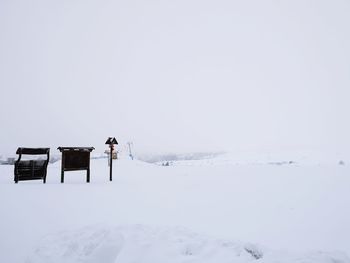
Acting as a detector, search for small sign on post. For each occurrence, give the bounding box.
[105,137,118,181]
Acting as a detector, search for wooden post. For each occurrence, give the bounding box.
[87,152,90,183]
[61,153,65,183]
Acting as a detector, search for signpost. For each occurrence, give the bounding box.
[105,137,118,181]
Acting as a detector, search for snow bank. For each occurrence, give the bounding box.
[26,225,349,263]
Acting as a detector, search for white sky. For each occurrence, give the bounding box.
[0,0,349,155]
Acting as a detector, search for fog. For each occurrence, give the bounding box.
[1,0,349,156]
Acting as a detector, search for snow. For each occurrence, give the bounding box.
[0,154,349,262]
[25,225,348,263]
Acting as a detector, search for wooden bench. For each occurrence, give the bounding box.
[14,148,50,183]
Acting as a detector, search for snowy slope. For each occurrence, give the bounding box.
[27,225,348,263]
[0,156,349,262]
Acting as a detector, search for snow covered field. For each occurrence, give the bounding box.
[0,154,349,262]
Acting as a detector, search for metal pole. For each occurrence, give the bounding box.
[110,145,113,181]
[127,142,134,160]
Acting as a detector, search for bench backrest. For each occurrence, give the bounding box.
[16,148,50,155]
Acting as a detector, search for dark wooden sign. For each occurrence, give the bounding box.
[57,147,94,183]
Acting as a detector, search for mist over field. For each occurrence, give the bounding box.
[1,0,350,156]
[1,2,350,263]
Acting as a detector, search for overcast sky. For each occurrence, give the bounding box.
[0,0,349,156]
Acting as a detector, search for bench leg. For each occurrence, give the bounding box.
[87,169,90,183]
[43,170,47,184]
